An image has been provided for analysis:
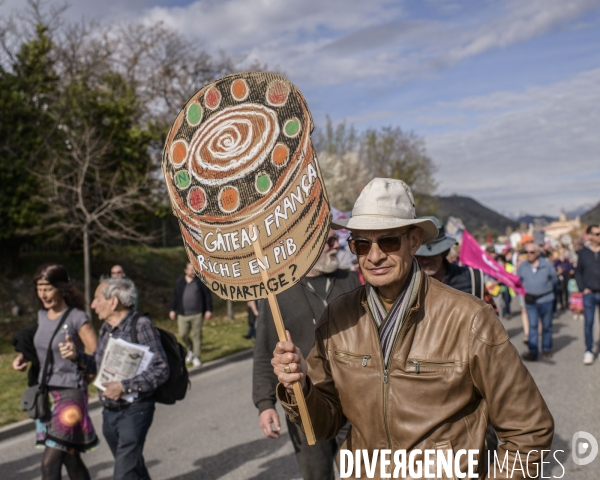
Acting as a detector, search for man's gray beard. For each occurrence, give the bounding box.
[312,250,340,274]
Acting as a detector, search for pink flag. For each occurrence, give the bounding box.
[459,229,525,295]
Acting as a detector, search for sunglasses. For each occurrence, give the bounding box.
[525,251,538,254]
[348,229,413,256]
[326,235,339,248]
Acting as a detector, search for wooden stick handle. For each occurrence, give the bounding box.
[252,230,316,445]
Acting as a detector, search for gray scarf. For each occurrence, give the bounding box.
[366,258,422,366]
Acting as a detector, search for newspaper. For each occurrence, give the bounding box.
[93,337,154,402]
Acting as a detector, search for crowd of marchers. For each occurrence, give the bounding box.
[10,179,600,480]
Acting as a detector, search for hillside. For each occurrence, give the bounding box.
[435,195,519,237]
[582,201,600,224]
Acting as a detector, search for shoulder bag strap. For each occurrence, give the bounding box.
[129,312,142,344]
[469,267,484,300]
[39,307,74,390]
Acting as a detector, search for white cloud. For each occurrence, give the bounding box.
[443,0,600,64]
[3,0,598,86]
[427,68,600,215]
[131,0,600,85]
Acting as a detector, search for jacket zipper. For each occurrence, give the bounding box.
[382,320,405,450]
[365,304,417,452]
[408,359,456,374]
[334,351,372,366]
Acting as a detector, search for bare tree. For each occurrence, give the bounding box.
[318,151,370,211]
[5,2,269,307]
[314,118,438,213]
[108,22,244,124]
[360,127,438,214]
[24,122,156,315]
[361,127,436,194]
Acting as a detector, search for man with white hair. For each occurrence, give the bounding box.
[272,178,553,479]
[517,242,558,361]
[252,230,360,480]
[60,278,169,480]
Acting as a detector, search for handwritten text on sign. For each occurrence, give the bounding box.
[195,160,319,300]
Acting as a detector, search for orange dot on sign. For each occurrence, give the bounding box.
[205,87,221,109]
[272,144,289,166]
[231,79,248,101]
[221,187,239,211]
[172,142,187,165]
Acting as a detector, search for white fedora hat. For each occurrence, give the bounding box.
[331,178,439,244]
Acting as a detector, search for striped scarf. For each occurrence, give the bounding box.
[366,258,422,366]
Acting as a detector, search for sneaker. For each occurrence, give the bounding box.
[185,350,194,363]
[192,357,202,368]
[583,351,594,365]
[542,352,553,359]
[522,352,538,361]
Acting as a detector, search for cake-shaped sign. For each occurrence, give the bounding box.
[163,72,331,301]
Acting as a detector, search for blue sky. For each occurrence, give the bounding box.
[3,0,599,217]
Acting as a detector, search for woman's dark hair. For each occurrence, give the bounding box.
[33,264,86,311]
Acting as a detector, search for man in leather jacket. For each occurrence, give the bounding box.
[272,178,553,479]
[253,230,361,479]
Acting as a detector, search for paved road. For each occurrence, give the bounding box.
[0,355,303,480]
[0,307,598,479]
[501,307,600,479]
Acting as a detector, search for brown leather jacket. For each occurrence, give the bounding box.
[278,276,554,479]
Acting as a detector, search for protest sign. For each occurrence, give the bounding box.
[163,72,330,444]
[162,72,330,302]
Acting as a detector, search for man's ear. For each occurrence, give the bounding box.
[409,227,424,255]
[110,296,119,311]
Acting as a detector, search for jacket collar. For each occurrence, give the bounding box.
[360,267,429,313]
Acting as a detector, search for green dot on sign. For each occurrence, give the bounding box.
[256,173,271,193]
[187,104,202,125]
[175,171,190,189]
[284,119,300,137]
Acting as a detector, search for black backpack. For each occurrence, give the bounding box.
[130,313,190,404]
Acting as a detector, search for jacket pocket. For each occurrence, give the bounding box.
[334,350,372,367]
[406,359,458,374]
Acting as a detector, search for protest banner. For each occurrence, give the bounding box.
[459,229,525,295]
[162,71,330,444]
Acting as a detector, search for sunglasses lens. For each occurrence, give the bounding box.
[349,239,371,256]
[378,236,402,253]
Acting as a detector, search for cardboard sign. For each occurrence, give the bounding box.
[162,72,331,301]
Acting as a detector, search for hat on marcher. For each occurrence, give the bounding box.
[415,216,458,257]
[331,178,439,244]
